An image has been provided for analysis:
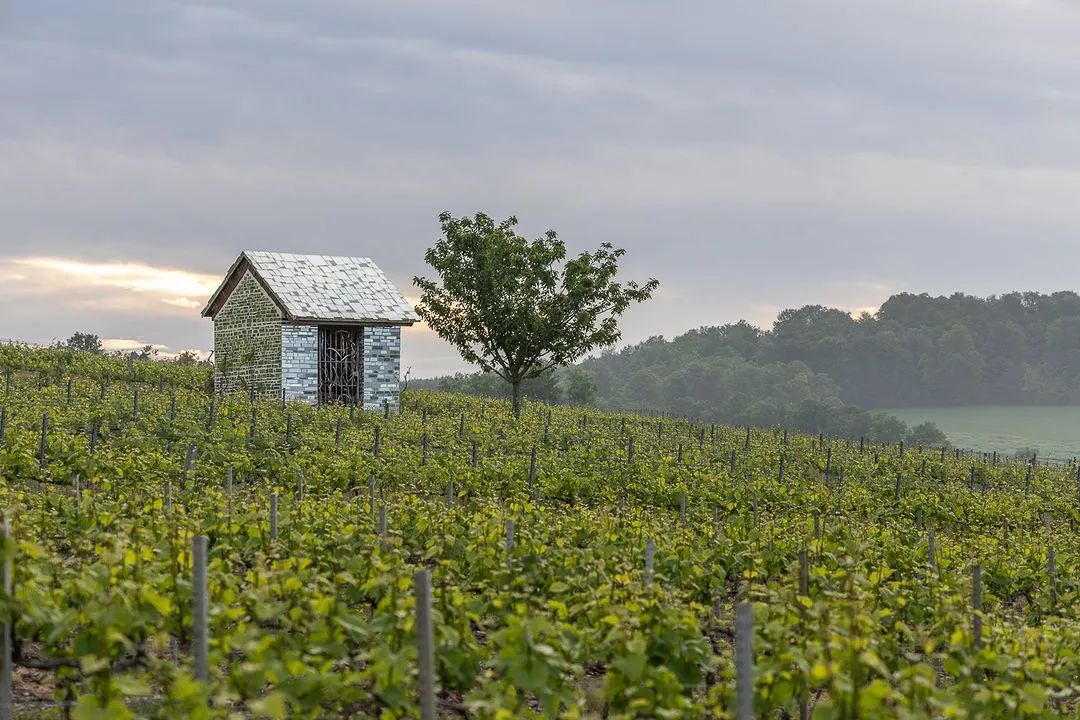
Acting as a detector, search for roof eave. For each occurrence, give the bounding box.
[200,253,247,318]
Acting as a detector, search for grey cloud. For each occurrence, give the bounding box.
[3,0,1080,371]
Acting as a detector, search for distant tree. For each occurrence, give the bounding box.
[414,211,658,417]
[176,350,201,365]
[65,332,103,354]
[565,369,598,406]
[907,421,948,447]
[134,345,158,361]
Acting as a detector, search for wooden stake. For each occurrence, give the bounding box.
[735,602,754,720]
[413,570,437,720]
[192,535,209,681]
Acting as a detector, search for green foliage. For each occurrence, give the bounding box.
[64,332,104,355]
[0,343,1079,717]
[565,369,597,407]
[414,211,657,415]
[579,291,1080,422]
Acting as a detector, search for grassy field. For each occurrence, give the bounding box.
[886,405,1080,459]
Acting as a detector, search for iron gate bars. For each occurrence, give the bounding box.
[318,325,363,405]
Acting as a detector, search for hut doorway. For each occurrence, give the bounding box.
[318,325,363,405]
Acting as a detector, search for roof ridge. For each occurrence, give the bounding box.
[205,251,418,324]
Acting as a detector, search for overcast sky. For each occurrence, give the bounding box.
[4,0,1080,376]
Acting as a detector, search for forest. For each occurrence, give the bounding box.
[421,291,1080,445]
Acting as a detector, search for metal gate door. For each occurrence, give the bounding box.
[318,325,363,405]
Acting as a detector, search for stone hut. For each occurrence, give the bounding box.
[201,251,418,408]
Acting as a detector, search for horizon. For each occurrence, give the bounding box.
[7,1,1080,375]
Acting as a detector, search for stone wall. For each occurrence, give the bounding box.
[282,323,319,403]
[213,271,282,395]
[363,325,401,411]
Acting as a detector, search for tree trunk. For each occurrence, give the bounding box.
[511,379,522,419]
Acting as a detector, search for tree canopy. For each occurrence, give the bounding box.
[63,332,103,354]
[414,211,657,416]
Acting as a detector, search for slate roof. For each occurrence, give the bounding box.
[202,251,419,324]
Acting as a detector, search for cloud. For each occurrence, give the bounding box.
[101,338,170,352]
[7,0,1080,375]
[3,257,220,313]
[162,297,203,309]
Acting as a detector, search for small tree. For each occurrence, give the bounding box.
[65,332,103,354]
[415,211,658,417]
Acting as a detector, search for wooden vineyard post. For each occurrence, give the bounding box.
[285,414,293,447]
[413,570,437,720]
[363,474,374,519]
[644,538,655,585]
[928,529,936,574]
[374,426,381,460]
[269,493,278,542]
[679,492,686,525]
[226,468,233,520]
[505,520,515,571]
[182,443,196,491]
[735,602,754,720]
[471,440,478,469]
[1049,545,1057,610]
[798,550,809,720]
[972,564,983,650]
[379,505,388,553]
[39,411,48,470]
[528,447,537,492]
[0,513,12,720]
[627,436,634,464]
[778,454,785,483]
[192,535,209,682]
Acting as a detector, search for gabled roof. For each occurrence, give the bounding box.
[202,251,419,325]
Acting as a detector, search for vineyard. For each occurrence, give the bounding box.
[0,344,1079,719]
